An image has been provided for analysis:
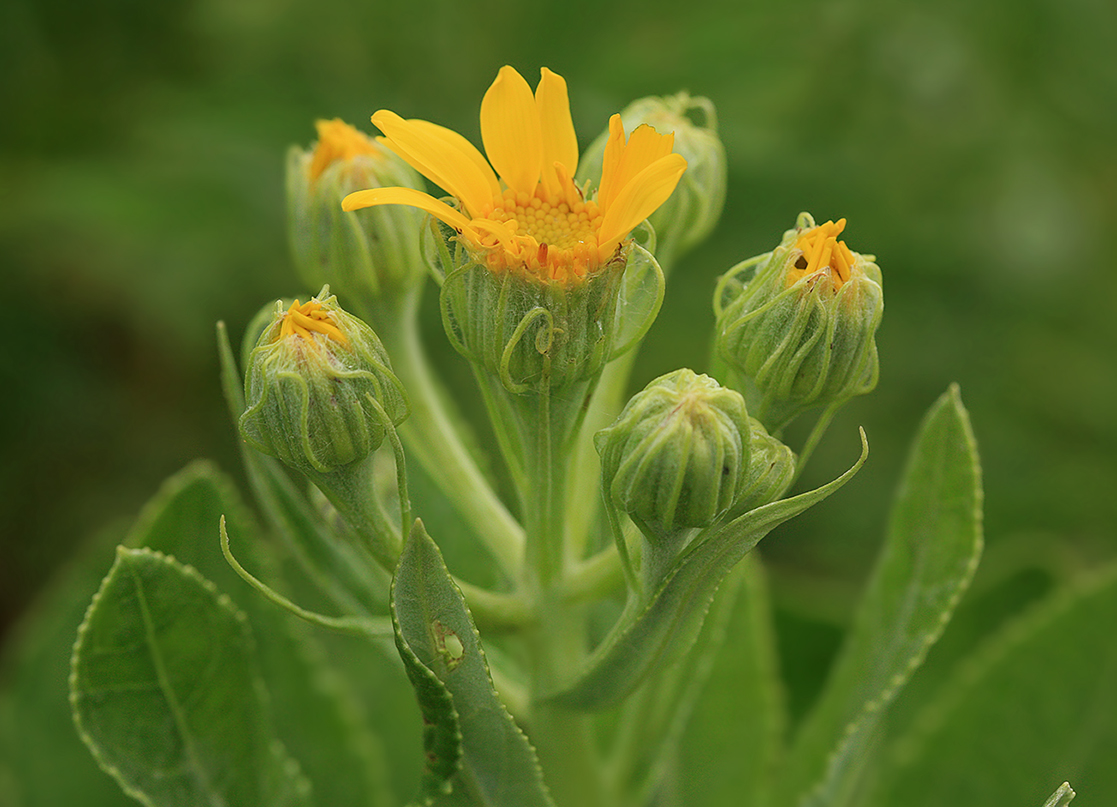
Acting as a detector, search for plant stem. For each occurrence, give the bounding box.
[505,384,606,807]
[364,289,525,583]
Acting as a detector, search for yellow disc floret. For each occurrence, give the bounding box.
[278,299,348,344]
[476,186,607,278]
[788,218,857,290]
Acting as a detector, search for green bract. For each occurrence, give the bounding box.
[239,289,408,474]
[729,415,797,517]
[434,221,641,393]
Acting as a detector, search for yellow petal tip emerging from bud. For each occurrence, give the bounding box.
[308,118,381,181]
[278,299,349,344]
[788,218,858,289]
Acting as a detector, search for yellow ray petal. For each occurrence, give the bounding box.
[342,186,474,234]
[596,114,627,213]
[405,119,501,201]
[597,153,688,254]
[480,66,542,196]
[535,67,579,197]
[598,124,676,214]
[371,110,493,217]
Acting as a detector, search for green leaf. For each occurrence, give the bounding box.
[774,385,983,807]
[392,520,554,807]
[131,461,395,806]
[679,554,785,807]
[874,565,1117,806]
[1043,783,1076,807]
[70,547,312,807]
[549,429,868,710]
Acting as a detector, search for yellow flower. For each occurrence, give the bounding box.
[787,218,858,289]
[307,118,382,181]
[341,66,688,283]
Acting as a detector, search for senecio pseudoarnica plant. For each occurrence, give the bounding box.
[68,65,1080,807]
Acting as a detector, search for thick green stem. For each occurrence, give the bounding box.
[363,289,525,583]
[494,383,605,807]
[523,389,564,587]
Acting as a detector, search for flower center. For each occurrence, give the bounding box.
[788,218,856,290]
[473,187,607,281]
[490,187,603,251]
[279,300,348,344]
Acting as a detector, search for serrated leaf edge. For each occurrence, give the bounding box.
[69,546,312,807]
[800,386,984,807]
[392,524,554,806]
[124,461,258,553]
[390,600,464,806]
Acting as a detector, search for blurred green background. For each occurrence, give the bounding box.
[2,0,1115,721]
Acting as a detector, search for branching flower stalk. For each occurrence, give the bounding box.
[66,64,1031,807]
[273,66,874,806]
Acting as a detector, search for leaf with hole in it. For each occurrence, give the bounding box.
[70,547,312,807]
[392,520,554,807]
[775,385,983,807]
[549,430,868,711]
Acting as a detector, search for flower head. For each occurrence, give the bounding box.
[288,119,428,298]
[715,213,883,430]
[596,369,752,535]
[342,66,687,283]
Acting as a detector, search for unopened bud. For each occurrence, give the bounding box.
[287,119,427,300]
[596,369,751,535]
[239,288,408,474]
[731,418,797,516]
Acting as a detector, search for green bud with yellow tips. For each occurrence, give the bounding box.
[287,119,428,301]
[239,288,408,474]
[715,213,883,431]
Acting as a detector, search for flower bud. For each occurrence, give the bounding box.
[731,418,797,516]
[595,369,752,535]
[239,288,408,474]
[287,119,428,300]
[578,93,726,266]
[715,213,883,430]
